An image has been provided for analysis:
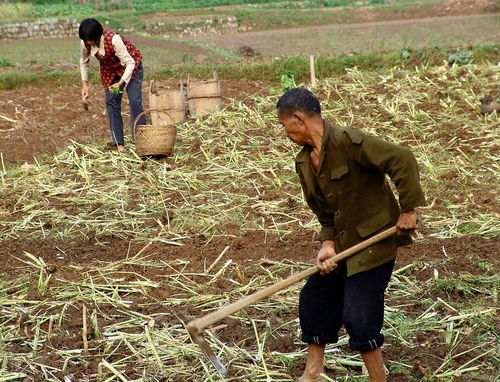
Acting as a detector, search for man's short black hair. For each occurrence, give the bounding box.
[79,18,103,42]
[276,88,321,116]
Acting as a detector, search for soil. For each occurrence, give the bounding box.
[189,14,500,57]
[1,229,498,381]
[1,72,498,381]
[1,5,498,380]
[0,78,270,165]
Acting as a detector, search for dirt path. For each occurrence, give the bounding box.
[189,13,500,56]
[127,35,212,56]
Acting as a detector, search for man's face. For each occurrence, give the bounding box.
[85,39,98,46]
[278,111,307,146]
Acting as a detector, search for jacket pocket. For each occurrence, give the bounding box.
[330,163,349,180]
[356,209,392,238]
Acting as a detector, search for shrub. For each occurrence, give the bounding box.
[448,50,473,66]
[0,56,14,67]
[0,70,38,90]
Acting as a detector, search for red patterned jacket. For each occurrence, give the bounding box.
[84,30,142,89]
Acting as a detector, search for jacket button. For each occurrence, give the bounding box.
[327,193,333,198]
[319,174,325,178]
[334,211,339,216]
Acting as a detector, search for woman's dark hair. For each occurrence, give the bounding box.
[79,18,103,42]
[276,87,321,116]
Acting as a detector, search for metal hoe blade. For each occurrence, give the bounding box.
[188,326,227,375]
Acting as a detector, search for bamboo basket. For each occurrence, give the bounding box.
[148,81,186,125]
[186,73,222,118]
[133,108,177,157]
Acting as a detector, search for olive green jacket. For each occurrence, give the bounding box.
[296,121,426,276]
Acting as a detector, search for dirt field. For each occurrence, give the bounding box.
[0,79,268,165]
[189,13,500,56]
[1,230,498,381]
[0,2,499,380]
[1,58,498,381]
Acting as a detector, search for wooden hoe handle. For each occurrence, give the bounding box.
[187,226,397,333]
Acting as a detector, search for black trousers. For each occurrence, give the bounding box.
[299,259,394,352]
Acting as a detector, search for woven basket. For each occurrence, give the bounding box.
[134,108,177,157]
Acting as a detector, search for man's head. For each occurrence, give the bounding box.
[79,18,103,45]
[276,88,322,146]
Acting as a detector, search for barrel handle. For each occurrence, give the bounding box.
[133,108,174,137]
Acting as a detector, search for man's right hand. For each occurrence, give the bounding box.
[316,240,337,274]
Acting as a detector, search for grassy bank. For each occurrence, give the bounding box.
[1,44,498,90]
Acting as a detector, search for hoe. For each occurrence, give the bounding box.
[187,226,397,375]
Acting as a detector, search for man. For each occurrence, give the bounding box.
[79,18,146,152]
[276,88,426,382]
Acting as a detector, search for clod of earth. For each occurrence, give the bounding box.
[82,95,89,111]
[480,96,500,114]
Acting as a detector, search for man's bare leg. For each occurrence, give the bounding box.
[361,348,385,382]
[299,344,325,381]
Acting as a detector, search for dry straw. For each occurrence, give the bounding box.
[0,62,498,380]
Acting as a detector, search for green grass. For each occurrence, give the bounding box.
[234,7,355,30]
[0,0,443,24]
[232,0,441,31]
[0,39,81,67]
[0,37,197,68]
[0,0,301,23]
[1,43,498,90]
[0,70,39,90]
[126,0,448,36]
[0,56,13,67]
[153,44,499,83]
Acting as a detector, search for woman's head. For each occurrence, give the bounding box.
[79,18,103,44]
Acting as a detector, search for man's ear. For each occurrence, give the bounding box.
[293,112,306,125]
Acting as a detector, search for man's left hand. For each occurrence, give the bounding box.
[396,209,418,235]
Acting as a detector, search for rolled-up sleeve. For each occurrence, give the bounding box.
[317,215,336,241]
[79,40,90,82]
[112,34,135,84]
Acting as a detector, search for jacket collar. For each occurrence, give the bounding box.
[294,120,332,194]
[83,36,105,57]
[295,119,331,168]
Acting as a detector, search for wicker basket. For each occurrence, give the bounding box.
[133,108,177,157]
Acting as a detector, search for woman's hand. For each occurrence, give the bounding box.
[108,80,125,94]
[82,83,89,98]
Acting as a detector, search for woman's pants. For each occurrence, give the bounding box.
[104,63,146,145]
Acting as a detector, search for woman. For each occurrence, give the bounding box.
[79,18,146,152]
